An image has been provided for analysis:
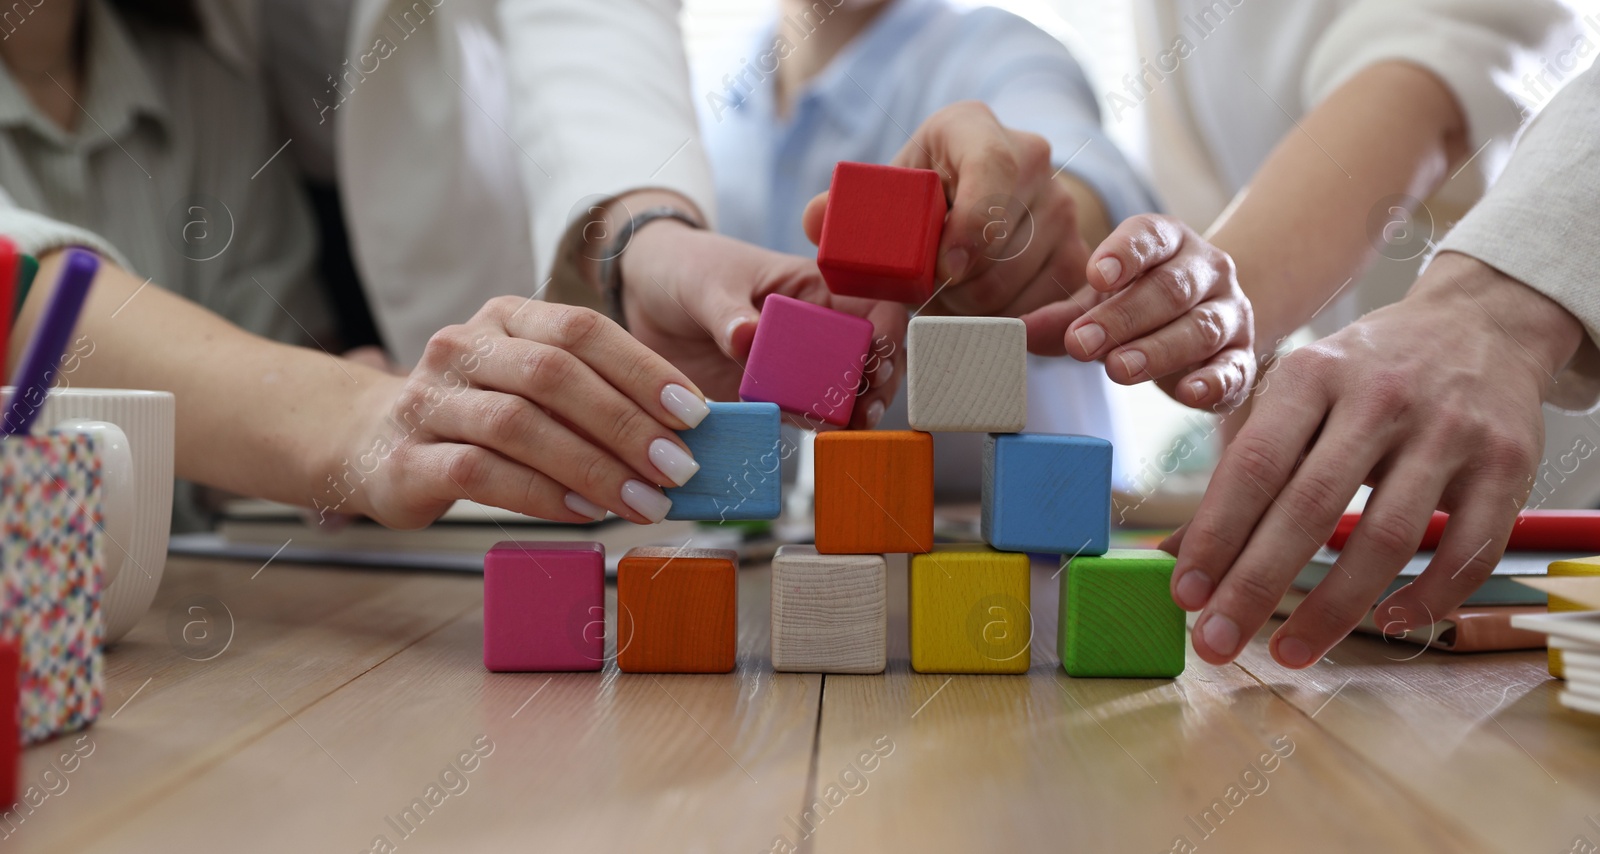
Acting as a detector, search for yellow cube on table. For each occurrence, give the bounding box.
[1549,555,1600,679]
[909,545,1031,674]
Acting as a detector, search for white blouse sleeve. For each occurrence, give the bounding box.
[1303,0,1582,197]
[498,0,718,282]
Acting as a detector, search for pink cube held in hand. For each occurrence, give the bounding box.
[739,294,874,428]
[817,162,947,303]
[483,541,605,672]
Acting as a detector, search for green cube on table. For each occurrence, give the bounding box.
[1059,549,1186,678]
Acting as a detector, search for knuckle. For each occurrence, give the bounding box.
[483,295,525,319]
[423,324,472,363]
[1191,304,1227,351]
[1480,432,1536,474]
[1280,469,1347,524]
[1228,434,1292,487]
[609,404,651,445]
[1149,266,1195,310]
[522,345,576,397]
[577,453,613,494]
[443,446,492,492]
[544,305,606,350]
[1362,371,1412,415]
[1358,512,1423,557]
[481,396,528,444]
[1225,571,1282,617]
[1014,131,1051,175]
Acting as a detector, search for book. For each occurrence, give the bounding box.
[1275,587,1546,653]
[1293,547,1581,607]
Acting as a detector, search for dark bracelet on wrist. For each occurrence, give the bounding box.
[598,206,704,329]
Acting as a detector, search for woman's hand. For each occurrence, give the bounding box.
[1021,214,1256,411]
[620,222,906,429]
[352,298,712,529]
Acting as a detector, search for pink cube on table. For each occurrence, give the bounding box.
[483,541,604,672]
[738,294,873,428]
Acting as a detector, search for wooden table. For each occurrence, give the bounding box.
[10,553,1600,853]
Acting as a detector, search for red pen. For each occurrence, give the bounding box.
[0,238,17,376]
[1329,510,1600,552]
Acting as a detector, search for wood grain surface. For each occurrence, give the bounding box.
[771,546,886,674]
[906,316,1028,433]
[12,548,1600,852]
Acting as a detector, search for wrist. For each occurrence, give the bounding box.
[1412,251,1585,383]
[309,370,406,522]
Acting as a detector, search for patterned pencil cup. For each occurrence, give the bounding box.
[1,429,109,744]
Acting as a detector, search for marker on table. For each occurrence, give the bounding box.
[0,238,18,380]
[2,248,99,436]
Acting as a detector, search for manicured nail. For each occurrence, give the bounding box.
[877,358,894,384]
[1096,256,1123,286]
[866,400,886,428]
[1118,349,1148,378]
[724,315,756,349]
[1276,636,1313,668]
[563,491,607,521]
[943,247,969,280]
[1072,323,1105,355]
[621,479,672,523]
[1174,570,1213,610]
[660,383,709,429]
[648,438,700,486]
[1187,379,1208,401]
[1200,613,1241,658]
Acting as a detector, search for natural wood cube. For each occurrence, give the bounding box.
[814,431,934,554]
[482,541,604,672]
[907,316,1027,432]
[770,546,887,673]
[738,294,874,428]
[1059,549,1185,678]
[909,545,1031,674]
[617,547,738,673]
[1549,555,1600,678]
[982,433,1111,555]
[665,401,782,521]
[816,162,946,303]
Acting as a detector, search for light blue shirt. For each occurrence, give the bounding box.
[695,0,1154,492]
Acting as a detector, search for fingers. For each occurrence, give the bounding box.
[488,300,708,431]
[1271,458,1447,667]
[1019,295,1095,356]
[404,442,596,525]
[1170,377,1326,612]
[465,337,700,489]
[1160,347,1255,411]
[1374,478,1523,634]
[1085,214,1186,293]
[1098,295,1249,385]
[1191,407,1392,665]
[802,192,828,247]
[426,389,676,524]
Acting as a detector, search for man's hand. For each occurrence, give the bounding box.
[801,101,1097,318]
[1164,252,1585,668]
[620,223,906,429]
[1021,214,1255,410]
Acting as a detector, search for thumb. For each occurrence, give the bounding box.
[708,292,760,362]
[802,192,828,247]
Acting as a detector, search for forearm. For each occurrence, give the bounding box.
[1207,61,1469,350]
[17,251,395,510]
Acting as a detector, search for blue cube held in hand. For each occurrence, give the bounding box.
[981,433,1111,555]
[665,402,782,521]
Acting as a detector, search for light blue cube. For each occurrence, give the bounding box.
[665,402,782,521]
[981,433,1111,555]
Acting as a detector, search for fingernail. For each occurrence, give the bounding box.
[1200,613,1241,658]
[944,247,969,280]
[1095,256,1122,286]
[1118,349,1147,378]
[1072,323,1105,355]
[877,358,894,384]
[563,491,607,521]
[621,479,672,523]
[1276,636,1313,668]
[660,383,709,429]
[648,438,700,486]
[866,400,885,428]
[724,315,756,349]
[1187,379,1208,401]
[1174,570,1213,610]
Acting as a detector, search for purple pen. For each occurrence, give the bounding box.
[2,249,99,436]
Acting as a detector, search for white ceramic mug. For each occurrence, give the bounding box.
[12,388,175,643]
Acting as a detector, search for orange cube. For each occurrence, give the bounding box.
[815,431,934,554]
[617,547,738,673]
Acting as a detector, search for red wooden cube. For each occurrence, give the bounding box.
[738,294,873,428]
[0,640,14,806]
[817,162,947,303]
[483,541,605,672]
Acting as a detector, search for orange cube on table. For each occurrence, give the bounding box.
[617,547,738,673]
[814,431,934,554]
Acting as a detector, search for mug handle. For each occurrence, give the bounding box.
[53,418,134,590]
